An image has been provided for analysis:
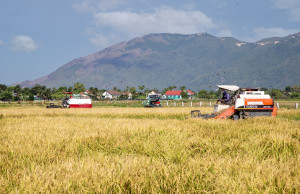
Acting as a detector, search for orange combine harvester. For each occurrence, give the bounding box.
[191,85,277,120]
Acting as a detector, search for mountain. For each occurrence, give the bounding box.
[20,32,300,90]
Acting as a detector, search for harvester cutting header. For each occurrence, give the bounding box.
[192,85,277,120]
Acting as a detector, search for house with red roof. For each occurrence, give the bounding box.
[80,90,91,95]
[164,90,195,100]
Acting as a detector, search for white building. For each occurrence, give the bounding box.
[102,90,122,99]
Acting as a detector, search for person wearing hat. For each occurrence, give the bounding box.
[217,90,230,104]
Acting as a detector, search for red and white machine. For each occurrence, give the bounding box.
[192,85,277,120]
[62,92,92,108]
[229,86,277,119]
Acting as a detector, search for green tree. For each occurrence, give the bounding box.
[29,94,34,101]
[180,86,186,91]
[13,95,20,101]
[130,86,137,94]
[5,86,14,99]
[198,90,208,99]
[144,88,150,96]
[89,87,99,100]
[129,87,138,99]
[30,84,42,95]
[163,85,177,93]
[181,90,188,99]
[292,85,300,92]
[113,86,121,92]
[73,82,86,93]
[0,91,13,100]
[21,87,31,100]
[13,85,22,96]
[291,92,299,98]
[208,90,218,99]
[260,87,268,91]
[285,86,292,92]
[0,84,7,92]
[119,94,128,100]
[52,87,57,93]
[138,85,145,95]
[67,86,73,92]
[41,88,52,100]
[270,89,284,99]
[57,86,68,92]
[51,86,67,99]
[123,86,129,92]
[170,85,177,90]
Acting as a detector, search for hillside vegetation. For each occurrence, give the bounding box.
[20,32,300,90]
[0,107,299,192]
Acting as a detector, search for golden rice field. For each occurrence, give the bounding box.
[0,106,299,193]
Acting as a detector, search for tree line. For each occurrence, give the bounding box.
[0,82,299,101]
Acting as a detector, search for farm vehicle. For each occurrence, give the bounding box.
[47,92,92,108]
[142,94,162,107]
[191,85,277,120]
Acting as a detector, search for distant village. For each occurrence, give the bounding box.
[0,82,299,101]
[102,89,195,100]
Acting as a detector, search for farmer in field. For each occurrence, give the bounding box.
[217,90,230,105]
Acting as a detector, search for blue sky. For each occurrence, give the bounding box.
[1,0,300,85]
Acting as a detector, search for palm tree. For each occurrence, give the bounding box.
[138,85,145,95]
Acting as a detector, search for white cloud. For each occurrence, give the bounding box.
[93,7,217,38]
[74,1,223,47]
[11,35,38,53]
[272,0,300,21]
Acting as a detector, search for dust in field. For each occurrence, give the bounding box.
[0,107,299,193]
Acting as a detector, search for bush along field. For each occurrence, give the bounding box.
[0,107,299,193]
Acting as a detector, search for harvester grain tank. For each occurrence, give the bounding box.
[191,85,277,120]
[47,92,92,108]
[62,92,92,108]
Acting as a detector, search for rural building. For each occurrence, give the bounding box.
[186,90,195,99]
[148,90,162,98]
[122,92,133,99]
[164,90,195,100]
[102,90,122,99]
[80,90,91,95]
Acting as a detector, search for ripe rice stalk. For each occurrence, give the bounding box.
[0,107,299,193]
